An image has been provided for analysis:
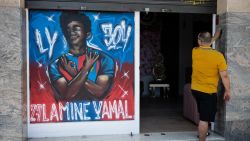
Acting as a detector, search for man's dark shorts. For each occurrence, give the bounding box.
[191,90,217,122]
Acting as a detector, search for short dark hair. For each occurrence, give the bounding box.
[60,11,91,41]
[198,32,211,43]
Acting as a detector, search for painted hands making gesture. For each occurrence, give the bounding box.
[59,49,99,77]
[60,55,77,77]
[54,49,100,100]
[82,49,99,72]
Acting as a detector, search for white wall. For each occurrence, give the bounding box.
[217,0,250,14]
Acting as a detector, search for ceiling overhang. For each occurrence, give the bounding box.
[25,0,217,14]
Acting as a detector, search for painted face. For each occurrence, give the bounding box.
[67,21,85,48]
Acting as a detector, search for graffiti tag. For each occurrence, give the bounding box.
[35,27,58,59]
[101,20,132,52]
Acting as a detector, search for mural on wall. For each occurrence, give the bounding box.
[29,10,134,123]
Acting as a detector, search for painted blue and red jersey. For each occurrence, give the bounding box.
[48,52,114,100]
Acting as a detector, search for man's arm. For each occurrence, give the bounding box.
[219,70,231,101]
[211,29,221,44]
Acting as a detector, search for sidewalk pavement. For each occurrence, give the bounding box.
[29,131,224,141]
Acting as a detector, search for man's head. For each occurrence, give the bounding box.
[60,11,91,49]
[197,32,212,46]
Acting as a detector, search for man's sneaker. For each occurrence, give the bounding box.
[197,132,210,138]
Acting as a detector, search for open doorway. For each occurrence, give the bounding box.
[140,12,212,133]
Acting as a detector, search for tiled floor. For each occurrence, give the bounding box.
[29,131,224,141]
[140,97,197,132]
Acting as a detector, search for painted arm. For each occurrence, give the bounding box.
[84,75,113,99]
[219,70,231,101]
[53,53,99,100]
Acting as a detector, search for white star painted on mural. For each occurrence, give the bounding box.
[37,81,47,90]
[47,15,55,22]
[34,55,47,68]
[93,13,100,22]
[121,70,130,79]
[118,85,128,98]
[36,61,43,68]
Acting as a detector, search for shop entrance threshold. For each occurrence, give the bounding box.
[29,131,224,141]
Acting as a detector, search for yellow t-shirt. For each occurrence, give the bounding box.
[191,46,227,94]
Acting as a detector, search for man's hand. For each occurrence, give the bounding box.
[211,28,222,44]
[60,55,77,77]
[219,70,231,102]
[224,90,231,102]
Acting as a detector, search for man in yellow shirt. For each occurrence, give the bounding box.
[191,31,231,141]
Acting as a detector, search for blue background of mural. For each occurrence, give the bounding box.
[29,10,134,66]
